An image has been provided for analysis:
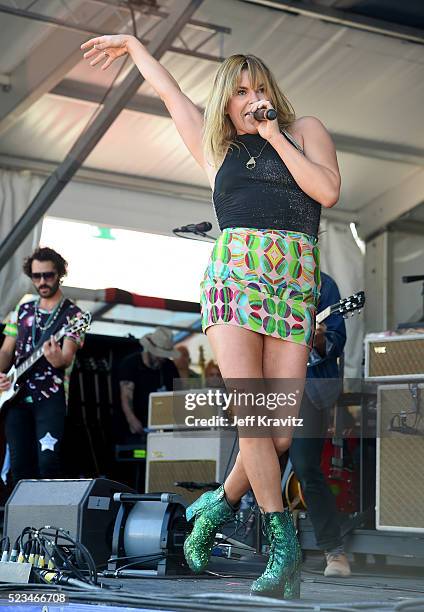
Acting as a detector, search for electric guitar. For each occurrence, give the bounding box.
[285,433,359,513]
[316,291,365,325]
[0,312,91,412]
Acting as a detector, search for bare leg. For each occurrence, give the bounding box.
[207,326,309,511]
[224,439,290,505]
[206,326,295,511]
[184,325,307,584]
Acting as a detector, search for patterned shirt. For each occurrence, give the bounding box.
[4,298,85,403]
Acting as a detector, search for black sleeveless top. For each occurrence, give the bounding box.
[212,130,321,238]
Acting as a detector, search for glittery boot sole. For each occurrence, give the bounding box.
[183,485,236,574]
[250,509,302,600]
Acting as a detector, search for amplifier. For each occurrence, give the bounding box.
[148,389,221,430]
[145,430,237,503]
[364,334,424,381]
[376,384,424,532]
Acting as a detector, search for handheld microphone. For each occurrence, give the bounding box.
[253,108,277,121]
[193,221,212,233]
[173,221,212,234]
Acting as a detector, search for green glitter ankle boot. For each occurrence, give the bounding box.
[183,484,237,574]
[250,509,302,600]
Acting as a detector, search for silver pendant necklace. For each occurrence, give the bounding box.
[235,138,268,170]
[34,297,65,331]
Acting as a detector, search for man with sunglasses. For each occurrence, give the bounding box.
[0,247,85,483]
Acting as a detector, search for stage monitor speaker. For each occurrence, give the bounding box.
[376,384,424,532]
[4,478,133,566]
[146,430,237,503]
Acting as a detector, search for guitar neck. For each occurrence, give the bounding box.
[316,307,331,325]
[15,329,65,379]
[317,292,364,325]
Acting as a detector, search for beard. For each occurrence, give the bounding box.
[36,278,61,298]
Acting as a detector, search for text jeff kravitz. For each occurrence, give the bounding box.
[184,415,304,427]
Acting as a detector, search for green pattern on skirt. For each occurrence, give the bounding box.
[200,227,320,349]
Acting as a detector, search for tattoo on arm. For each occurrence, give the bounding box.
[120,380,135,413]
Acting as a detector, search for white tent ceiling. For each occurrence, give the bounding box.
[0,0,423,241]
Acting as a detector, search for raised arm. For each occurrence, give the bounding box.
[81,35,205,169]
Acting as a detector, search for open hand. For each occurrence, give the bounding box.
[81,35,133,70]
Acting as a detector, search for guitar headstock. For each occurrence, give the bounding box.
[65,311,92,336]
[333,291,365,318]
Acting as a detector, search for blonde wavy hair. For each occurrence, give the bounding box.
[203,54,296,167]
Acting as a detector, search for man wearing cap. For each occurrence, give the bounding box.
[119,327,180,435]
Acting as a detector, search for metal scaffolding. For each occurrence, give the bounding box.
[0,0,230,62]
[0,0,205,272]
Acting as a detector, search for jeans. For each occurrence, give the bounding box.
[289,393,342,551]
[5,391,66,483]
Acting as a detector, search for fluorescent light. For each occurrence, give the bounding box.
[350,222,365,255]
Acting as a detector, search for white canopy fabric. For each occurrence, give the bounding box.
[319,219,364,381]
[0,170,43,320]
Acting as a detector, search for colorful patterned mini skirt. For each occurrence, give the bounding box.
[200,227,321,349]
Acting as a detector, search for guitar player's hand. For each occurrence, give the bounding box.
[0,372,11,391]
[127,413,144,435]
[43,335,65,369]
[313,323,327,357]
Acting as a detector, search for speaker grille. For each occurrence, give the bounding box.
[149,394,174,428]
[377,386,424,531]
[147,460,216,504]
[368,338,424,378]
[149,392,217,430]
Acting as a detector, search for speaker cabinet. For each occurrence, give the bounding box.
[4,478,133,565]
[148,390,217,430]
[365,334,424,381]
[146,430,237,503]
[376,384,424,532]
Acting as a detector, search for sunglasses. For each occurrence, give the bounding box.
[31,272,57,281]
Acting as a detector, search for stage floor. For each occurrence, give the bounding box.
[100,555,424,611]
[1,553,421,612]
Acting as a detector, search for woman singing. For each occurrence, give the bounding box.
[81,35,340,599]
